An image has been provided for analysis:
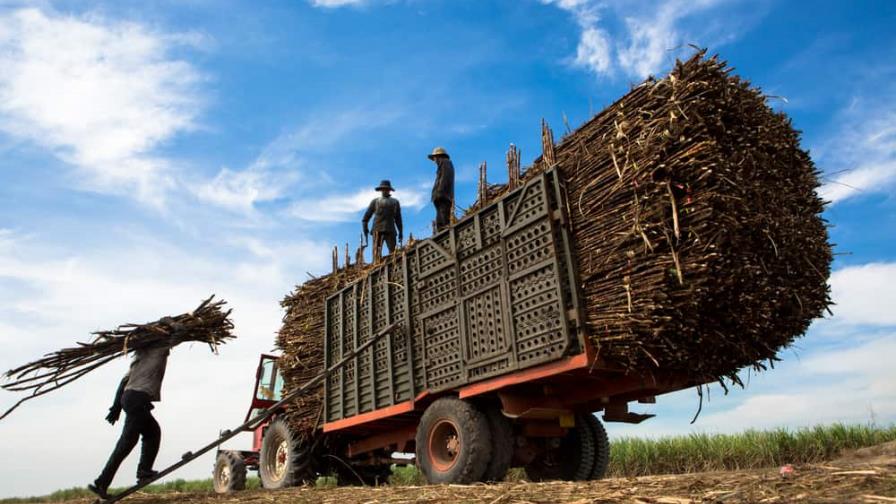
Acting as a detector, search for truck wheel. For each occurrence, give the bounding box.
[524,413,595,481]
[415,398,491,484]
[259,419,312,489]
[581,413,610,479]
[213,451,247,493]
[481,406,513,482]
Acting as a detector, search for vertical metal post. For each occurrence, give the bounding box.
[338,289,346,418]
[367,274,377,411]
[352,283,360,416]
[322,296,330,422]
[384,262,396,405]
[401,253,415,397]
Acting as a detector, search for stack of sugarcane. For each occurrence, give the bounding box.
[273,51,833,436]
[276,266,370,437]
[1,296,234,420]
[517,51,831,383]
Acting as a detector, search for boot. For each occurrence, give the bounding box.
[88,481,110,499]
[136,469,159,485]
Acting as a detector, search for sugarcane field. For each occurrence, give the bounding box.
[1,2,894,504]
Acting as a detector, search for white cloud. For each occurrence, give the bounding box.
[575,27,612,75]
[819,162,896,203]
[309,0,368,8]
[544,0,732,79]
[289,186,426,223]
[193,107,406,215]
[818,106,896,204]
[698,335,896,430]
[0,7,205,207]
[826,262,896,326]
[195,166,294,214]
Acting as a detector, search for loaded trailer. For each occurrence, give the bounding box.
[213,168,702,492]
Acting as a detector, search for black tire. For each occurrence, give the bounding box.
[415,397,491,484]
[259,418,314,489]
[212,451,247,494]
[481,406,513,482]
[581,413,610,479]
[524,413,596,481]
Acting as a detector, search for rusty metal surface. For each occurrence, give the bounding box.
[324,169,583,424]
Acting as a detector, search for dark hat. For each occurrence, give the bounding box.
[375,180,395,191]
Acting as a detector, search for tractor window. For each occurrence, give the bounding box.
[255,358,282,401]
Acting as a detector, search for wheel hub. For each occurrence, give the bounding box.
[220,464,231,485]
[427,419,461,472]
[273,439,289,480]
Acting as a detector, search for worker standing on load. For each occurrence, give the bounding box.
[428,147,455,231]
[89,319,182,499]
[362,179,403,262]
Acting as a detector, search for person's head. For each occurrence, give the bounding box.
[428,146,449,163]
[375,179,395,197]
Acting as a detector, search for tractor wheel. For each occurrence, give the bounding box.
[524,413,596,481]
[259,419,314,489]
[213,451,247,493]
[481,406,513,482]
[415,397,491,484]
[581,413,610,479]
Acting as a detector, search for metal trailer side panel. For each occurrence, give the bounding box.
[324,169,582,426]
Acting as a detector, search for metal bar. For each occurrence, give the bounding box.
[384,263,395,405]
[452,225,470,381]
[402,252,416,396]
[323,296,330,422]
[367,274,377,411]
[102,323,399,504]
[538,172,574,358]
[353,283,361,417]
[339,289,347,418]
[413,250,427,391]
[503,181,530,230]
[497,197,519,371]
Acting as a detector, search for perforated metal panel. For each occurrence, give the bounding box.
[324,169,583,424]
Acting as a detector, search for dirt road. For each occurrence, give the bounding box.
[74,443,896,504]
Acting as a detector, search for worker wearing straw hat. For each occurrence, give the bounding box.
[428,146,455,232]
[362,179,403,262]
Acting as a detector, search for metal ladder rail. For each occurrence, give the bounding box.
[99,322,400,503]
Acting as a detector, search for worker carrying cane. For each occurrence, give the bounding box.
[428,147,455,232]
[89,318,183,499]
[362,179,403,262]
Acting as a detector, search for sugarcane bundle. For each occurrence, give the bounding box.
[1,296,234,420]
[276,268,368,437]
[517,52,832,383]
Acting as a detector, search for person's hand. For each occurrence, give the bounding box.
[106,408,121,425]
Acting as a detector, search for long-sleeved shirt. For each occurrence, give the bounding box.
[431,157,455,202]
[123,345,170,402]
[362,195,403,237]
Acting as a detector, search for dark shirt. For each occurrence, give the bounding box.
[432,158,455,202]
[363,195,403,236]
[124,346,170,402]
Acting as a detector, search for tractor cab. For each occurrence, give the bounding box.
[249,354,284,417]
[213,354,284,493]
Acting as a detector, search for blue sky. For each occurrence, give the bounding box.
[0,0,894,497]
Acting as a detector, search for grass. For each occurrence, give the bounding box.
[607,423,896,477]
[4,423,894,502]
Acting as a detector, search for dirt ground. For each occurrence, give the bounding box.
[79,443,896,504]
